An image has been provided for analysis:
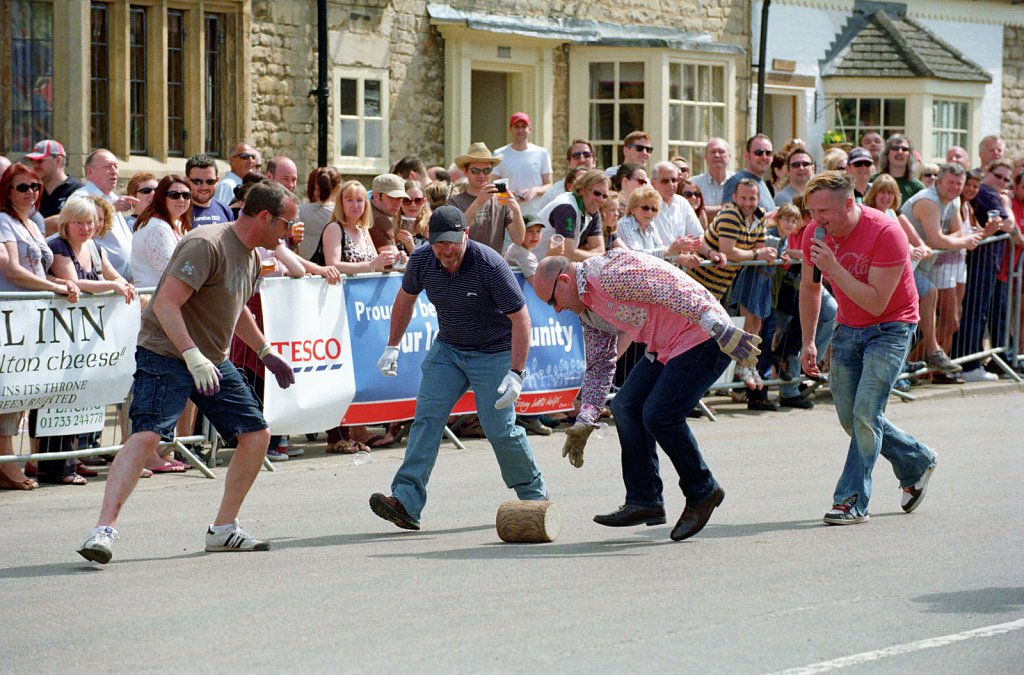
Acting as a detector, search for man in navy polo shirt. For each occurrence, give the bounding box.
[370,206,548,530]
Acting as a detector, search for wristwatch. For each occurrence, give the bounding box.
[511,369,525,378]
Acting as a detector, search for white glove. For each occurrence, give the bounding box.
[182,348,221,396]
[377,346,399,376]
[495,370,524,409]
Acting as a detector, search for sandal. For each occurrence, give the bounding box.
[75,461,99,477]
[326,439,358,454]
[38,473,87,485]
[0,472,38,490]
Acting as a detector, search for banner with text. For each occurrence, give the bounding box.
[0,295,138,413]
[338,273,585,425]
[260,277,357,435]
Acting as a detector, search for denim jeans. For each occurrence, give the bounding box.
[829,322,936,515]
[391,340,547,520]
[780,287,838,398]
[609,338,730,508]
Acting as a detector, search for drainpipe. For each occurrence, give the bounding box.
[755,0,771,134]
[313,0,329,167]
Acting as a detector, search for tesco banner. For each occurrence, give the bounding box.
[260,277,357,435]
[0,294,138,413]
[337,273,585,425]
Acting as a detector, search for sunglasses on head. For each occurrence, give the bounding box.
[136,186,156,195]
[12,182,42,193]
[628,144,654,154]
[751,149,773,157]
[190,177,218,186]
[166,190,192,201]
[467,166,493,176]
[570,150,593,159]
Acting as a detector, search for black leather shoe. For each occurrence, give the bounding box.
[747,398,779,411]
[780,395,814,409]
[593,504,667,527]
[670,487,725,541]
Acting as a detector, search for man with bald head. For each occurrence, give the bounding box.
[691,137,734,218]
[860,132,884,166]
[69,149,135,279]
[214,142,262,204]
[945,146,969,170]
[266,156,298,193]
[531,249,761,541]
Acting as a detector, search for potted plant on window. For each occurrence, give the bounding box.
[822,129,853,153]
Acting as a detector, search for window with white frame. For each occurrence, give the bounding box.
[335,68,389,172]
[586,61,645,170]
[667,62,727,173]
[833,97,905,144]
[932,99,969,158]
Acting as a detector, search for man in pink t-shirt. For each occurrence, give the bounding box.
[531,250,762,541]
[799,171,937,526]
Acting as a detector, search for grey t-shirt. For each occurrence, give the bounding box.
[138,223,260,363]
[0,212,53,292]
[447,190,514,254]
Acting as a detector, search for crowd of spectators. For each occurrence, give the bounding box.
[2,122,1023,488]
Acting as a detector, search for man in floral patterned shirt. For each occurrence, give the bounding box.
[532,250,761,541]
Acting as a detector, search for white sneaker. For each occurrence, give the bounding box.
[77,526,118,564]
[205,520,270,552]
[902,461,936,513]
[962,368,998,382]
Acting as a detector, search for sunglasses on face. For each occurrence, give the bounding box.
[136,186,156,195]
[637,204,659,213]
[190,177,218,186]
[993,172,1012,183]
[467,166,493,176]
[751,149,773,157]
[592,189,608,199]
[921,173,937,179]
[166,191,192,201]
[273,216,297,230]
[851,160,872,168]
[789,161,814,169]
[682,190,700,198]
[546,276,562,306]
[570,150,593,159]
[12,182,42,193]
[628,144,654,154]
[403,197,426,205]
[630,177,648,185]
[890,146,910,153]
[234,152,257,160]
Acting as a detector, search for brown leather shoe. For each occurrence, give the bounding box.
[670,487,725,541]
[369,493,420,531]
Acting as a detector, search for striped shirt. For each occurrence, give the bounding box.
[402,239,525,353]
[688,202,766,299]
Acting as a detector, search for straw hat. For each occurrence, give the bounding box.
[454,142,502,171]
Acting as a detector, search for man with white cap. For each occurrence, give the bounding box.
[25,139,84,228]
[370,205,547,530]
[447,142,525,253]
[368,172,409,250]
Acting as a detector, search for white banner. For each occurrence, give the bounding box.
[260,277,356,435]
[0,295,139,413]
[35,405,106,437]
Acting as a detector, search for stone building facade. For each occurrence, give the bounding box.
[1003,24,1024,158]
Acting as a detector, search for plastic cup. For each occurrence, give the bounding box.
[261,256,277,275]
[353,451,372,465]
[987,209,1001,222]
[495,179,510,206]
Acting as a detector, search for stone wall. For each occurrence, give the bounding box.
[248,0,751,179]
[1002,25,1024,159]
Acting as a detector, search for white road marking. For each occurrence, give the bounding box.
[770,618,1024,674]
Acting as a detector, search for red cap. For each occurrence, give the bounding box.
[509,112,531,127]
[24,140,66,161]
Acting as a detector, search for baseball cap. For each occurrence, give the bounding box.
[25,140,66,161]
[428,205,467,244]
[509,112,531,127]
[371,173,409,199]
[848,147,872,164]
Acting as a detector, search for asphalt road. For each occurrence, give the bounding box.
[2,385,1022,673]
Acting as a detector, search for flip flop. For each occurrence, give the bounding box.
[151,460,189,473]
[0,473,38,490]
